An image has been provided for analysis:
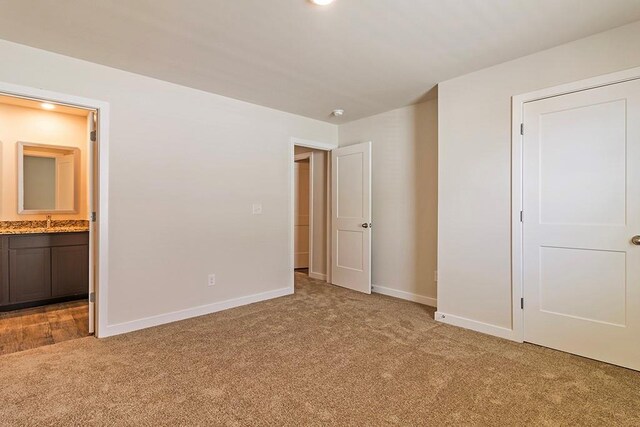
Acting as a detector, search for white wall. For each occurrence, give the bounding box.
[0,39,337,330]
[294,146,328,278]
[339,100,438,304]
[438,21,640,333]
[0,103,88,220]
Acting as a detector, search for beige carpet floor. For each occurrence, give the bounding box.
[1,272,639,426]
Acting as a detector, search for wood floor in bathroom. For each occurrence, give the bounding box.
[0,300,89,356]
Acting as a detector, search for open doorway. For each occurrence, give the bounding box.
[0,91,102,355]
[290,139,372,294]
[293,145,328,281]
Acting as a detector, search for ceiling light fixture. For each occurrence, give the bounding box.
[310,0,335,5]
[41,103,56,110]
[332,109,344,117]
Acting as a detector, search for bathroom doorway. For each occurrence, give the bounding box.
[0,87,107,354]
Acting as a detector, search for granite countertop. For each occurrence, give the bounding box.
[0,220,90,235]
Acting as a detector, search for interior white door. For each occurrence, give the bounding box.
[331,141,371,293]
[294,160,310,269]
[88,111,96,334]
[523,79,640,370]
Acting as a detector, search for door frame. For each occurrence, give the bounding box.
[294,151,313,273]
[0,81,110,338]
[289,137,337,291]
[511,66,640,343]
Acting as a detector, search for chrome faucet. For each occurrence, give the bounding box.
[46,215,51,229]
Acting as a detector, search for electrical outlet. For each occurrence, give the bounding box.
[252,203,262,215]
[208,274,216,287]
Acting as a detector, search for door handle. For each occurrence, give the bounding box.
[632,235,640,246]
[361,223,372,229]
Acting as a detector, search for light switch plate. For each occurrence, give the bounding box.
[252,203,263,215]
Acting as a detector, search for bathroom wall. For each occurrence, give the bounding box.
[0,102,89,221]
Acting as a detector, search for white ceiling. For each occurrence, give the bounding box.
[0,1,639,123]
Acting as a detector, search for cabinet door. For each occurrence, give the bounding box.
[52,245,89,297]
[9,248,51,303]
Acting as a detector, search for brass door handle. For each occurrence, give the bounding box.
[632,235,640,246]
[362,223,372,229]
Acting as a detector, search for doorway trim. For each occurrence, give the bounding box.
[511,66,640,343]
[294,151,314,276]
[289,137,337,291]
[0,81,110,338]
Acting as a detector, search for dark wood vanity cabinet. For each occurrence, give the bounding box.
[0,232,89,309]
[52,245,89,297]
[9,247,52,303]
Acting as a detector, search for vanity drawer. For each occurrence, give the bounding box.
[9,232,89,249]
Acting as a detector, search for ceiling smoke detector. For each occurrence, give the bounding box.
[332,109,345,117]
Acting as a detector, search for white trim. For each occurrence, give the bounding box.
[289,137,335,291]
[309,272,326,281]
[308,153,314,275]
[372,284,437,307]
[294,151,313,272]
[511,65,640,343]
[435,311,516,341]
[101,287,292,337]
[325,155,332,284]
[291,137,337,152]
[0,81,110,339]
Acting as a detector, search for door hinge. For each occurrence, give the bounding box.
[520,211,523,222]
[89,292,95,303]
[91,212,96,222]
[520,297,524,310]
[520,123,524,135]
[90,130,97,142]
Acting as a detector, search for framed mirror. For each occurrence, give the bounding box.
[17,142,80,214]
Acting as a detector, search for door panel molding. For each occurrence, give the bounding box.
[331,141,372,294]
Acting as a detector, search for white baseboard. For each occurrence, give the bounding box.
[434,311,517,341]
[372,284,437,307]
[100,287,293,338]
[309,271,327,281]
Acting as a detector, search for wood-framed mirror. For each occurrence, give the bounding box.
[17,141,80,214]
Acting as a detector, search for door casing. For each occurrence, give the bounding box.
[0,81,110,338]
[294,152,312,270]
[289,137,337,291]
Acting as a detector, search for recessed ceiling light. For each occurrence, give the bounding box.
[310,0,335,5]
[332,109,345,117]
[41,103,56,110]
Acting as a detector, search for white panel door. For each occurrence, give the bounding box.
[523,79,640,370]
[331,142,371,293]
[294,161,310,269]
[88,111,96,335]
